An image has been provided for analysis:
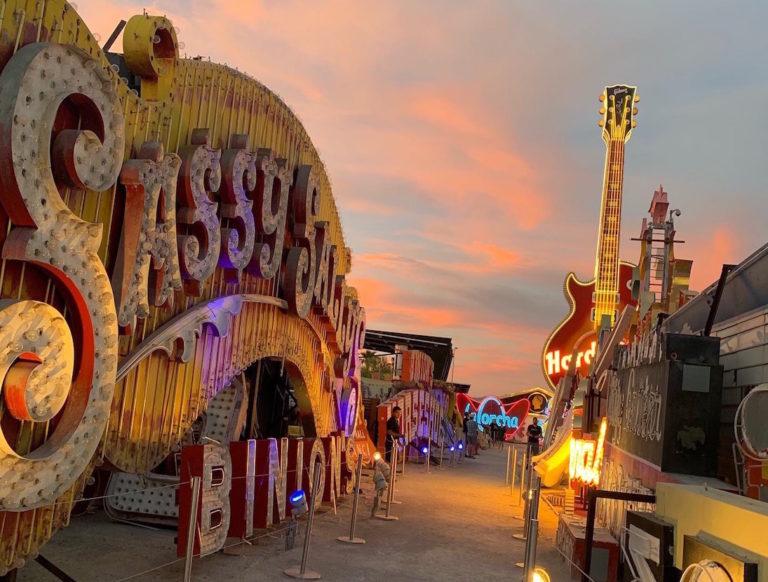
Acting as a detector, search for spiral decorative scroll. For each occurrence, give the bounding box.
[0,301,74,424]
[0,43,123,509]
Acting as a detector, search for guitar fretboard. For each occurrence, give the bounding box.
[593,137,625,329]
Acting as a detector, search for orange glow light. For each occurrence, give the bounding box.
[569,417,607,486]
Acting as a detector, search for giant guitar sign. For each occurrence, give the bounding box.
[542,85,639,389]
[0,2,366,572]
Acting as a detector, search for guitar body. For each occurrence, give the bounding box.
[542,262,636,389]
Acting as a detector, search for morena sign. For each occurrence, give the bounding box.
[456,394,530,433]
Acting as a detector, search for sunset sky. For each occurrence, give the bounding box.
[80,0,768,396]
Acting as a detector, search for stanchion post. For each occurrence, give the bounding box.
[376,445,399,521]
[511,447,519,496]
[505,444,512,484]
[521,474,542,581]
[389,444,403,505]
[337,455,365,544]
[183,476,201,582]
[517,450,527,507]
[425,415,431,474]
[284,460,323,579]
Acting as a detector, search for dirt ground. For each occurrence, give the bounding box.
[19,447,574,581]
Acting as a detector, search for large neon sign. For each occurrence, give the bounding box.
[456,394,530,433]
[569,417,607,486]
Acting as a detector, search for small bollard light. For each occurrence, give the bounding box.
[290,490,309,517]
[457,442,464,450]
[450,446,455,452]
[373,471,387,492]
[372,455,390,493]
[421,446,428,455]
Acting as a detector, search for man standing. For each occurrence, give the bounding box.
[386,406,403,463]
[526,417,543,456]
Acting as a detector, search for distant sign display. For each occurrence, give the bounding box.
[456,394,529,434]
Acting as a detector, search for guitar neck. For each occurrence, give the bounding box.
[593,138,625,329]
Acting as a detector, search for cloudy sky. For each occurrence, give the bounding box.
[80,0,768,396]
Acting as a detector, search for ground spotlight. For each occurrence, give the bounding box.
[289,490,308,517]
[373,451,382,461]
[458,442,464,450]
[421,446,428,455]
[450,446,455,452]
[532,567,551,582]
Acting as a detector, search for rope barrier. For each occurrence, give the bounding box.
[112,482,364,581]
[102,467,373,581]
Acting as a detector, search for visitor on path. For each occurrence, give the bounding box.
[465,416,478,458]
[386,406,403,463]
[526,417,542,456]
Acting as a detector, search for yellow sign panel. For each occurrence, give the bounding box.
[0,0,366,572]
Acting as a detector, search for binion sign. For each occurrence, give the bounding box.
[456,394,530,434]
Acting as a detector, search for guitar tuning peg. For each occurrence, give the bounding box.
[632,120,638,128]
[599,94,605,102]
[598,119,605,127]
[599,107,606,115]
[633,107,638,115]
[634,95,640,103]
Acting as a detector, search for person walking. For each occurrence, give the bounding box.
[386,406,403,463]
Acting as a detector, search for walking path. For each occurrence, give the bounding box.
[20,448,573,581]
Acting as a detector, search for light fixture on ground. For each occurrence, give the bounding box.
[285,490,307,551]
[290,490,309,517]
[284,461,323,580]
[532,567,551,582]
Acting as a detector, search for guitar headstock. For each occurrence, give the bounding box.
[598,85,638,143]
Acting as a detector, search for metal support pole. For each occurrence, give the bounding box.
[184,476,201,582]
[505,444,512,484]
[337,455,365,544]
[511,447,519,496]
[34,556,77,582]
[516,450,527,508]
[376,445,399,521]
[521,474,542,581]
[388,443,403,505]
[514,447,533,534]
[284,461,323,579]
[426,415,431,474]
[402,439,406,474]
